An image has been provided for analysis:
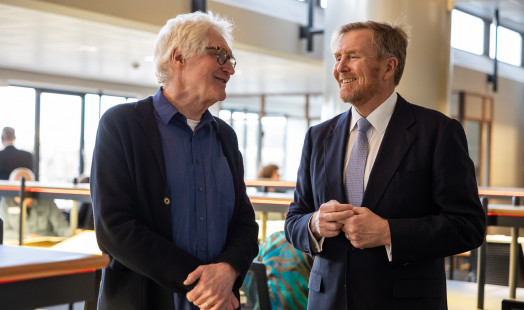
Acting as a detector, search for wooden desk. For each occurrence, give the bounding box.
[245,180,296,193]
[0,180,91,203]
[249,192,292,240]
[0,245,109,310]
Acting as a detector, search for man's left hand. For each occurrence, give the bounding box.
[184,262,239,309]
[338,207,391,249]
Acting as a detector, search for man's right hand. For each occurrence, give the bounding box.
[310,200,354,239]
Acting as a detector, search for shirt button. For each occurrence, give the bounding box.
[198,186,203,192]
[199,216,204,221]
[195,159,199,164]
[200,247,205,251]
[163,197,170,205]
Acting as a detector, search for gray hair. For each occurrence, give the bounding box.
[154,11,234,85]
[1,127,15,141]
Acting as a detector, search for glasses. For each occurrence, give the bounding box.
[205,46,236,68]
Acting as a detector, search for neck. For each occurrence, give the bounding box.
[161,86,209,121]
[353,87,394,118]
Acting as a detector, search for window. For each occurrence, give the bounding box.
[100,95,127,117]
[39,92,82,183]
[231,111,259,179]
[490,24,523,66]
[0,86,36,153]
[451,10,485,55]
[261,116,286,173]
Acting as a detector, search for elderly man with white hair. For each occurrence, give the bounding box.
[90,11,258,310]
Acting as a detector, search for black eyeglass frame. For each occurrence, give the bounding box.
[205,46,236,68]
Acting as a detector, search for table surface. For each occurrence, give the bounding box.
[0,244,109,283]
[488,204,524,217]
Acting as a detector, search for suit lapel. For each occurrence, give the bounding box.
[135,97,167,182]
[363,96,415,211]
[324,110,351,203]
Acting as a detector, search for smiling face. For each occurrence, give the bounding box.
[332,29,392,110]
[178,29,235,108]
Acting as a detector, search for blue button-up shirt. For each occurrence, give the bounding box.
[153,88,235,309]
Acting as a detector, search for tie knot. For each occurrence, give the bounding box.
[356,118,371,132]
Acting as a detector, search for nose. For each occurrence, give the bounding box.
[335,57,349,73]
[222,60,235,75]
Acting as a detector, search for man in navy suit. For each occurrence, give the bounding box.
[285,21,486,310]
[91,12,258,310]
[0,127,33,180]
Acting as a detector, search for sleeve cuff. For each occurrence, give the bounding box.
[308,214,325,253]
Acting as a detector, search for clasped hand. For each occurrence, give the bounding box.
[310,200,391,249]
[184,262,239,310]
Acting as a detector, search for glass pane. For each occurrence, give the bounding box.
[218,110,232,123]
[39,92,81,183]
[231,112,259,180]
[261,116,286,177]
[0,86,36,154]
[245,113,259,180]
[285,118,308,181]
[464,120,481,183]
[100,95,126,117]
[0,86,36,184]
[451,10,484,55]
[84,94,101,176]
[490,25,523,66]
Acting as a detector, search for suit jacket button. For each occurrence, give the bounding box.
[164,197,171,205]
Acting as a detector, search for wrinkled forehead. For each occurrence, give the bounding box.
[206,29,233,54]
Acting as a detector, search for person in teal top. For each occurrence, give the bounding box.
[243,231,313,310]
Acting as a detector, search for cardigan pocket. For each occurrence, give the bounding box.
[308,270,322,292]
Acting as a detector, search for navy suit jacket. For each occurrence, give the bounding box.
[0,145,33,179]
[285,94,486,310]
[91,96,259,310]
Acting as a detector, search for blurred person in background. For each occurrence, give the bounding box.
[242,230,312,310]
[0,127,34,180]
[257,164,280,180]
[75,175,94,230]
[90,11,258,310]
[0,168,71,241]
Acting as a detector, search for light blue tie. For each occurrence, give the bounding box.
[345,118,372,207]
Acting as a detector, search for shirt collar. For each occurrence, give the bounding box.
[153,87,177,125]
[152,87,218,130]
[350,91,397,134]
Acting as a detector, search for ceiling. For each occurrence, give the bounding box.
[0,1,522,96]
[0,3,323,96]
[455,0,524,33]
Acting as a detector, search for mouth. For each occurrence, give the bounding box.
[215,76,228,84]
[341,78,356,84]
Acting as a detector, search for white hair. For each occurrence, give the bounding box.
[154,11,234,85]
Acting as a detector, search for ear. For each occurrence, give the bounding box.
[171,48,184,68]
[383,57,398,81]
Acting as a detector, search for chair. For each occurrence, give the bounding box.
[470,242,524,287]
[502,299,524,310]
[241,261,271,310]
